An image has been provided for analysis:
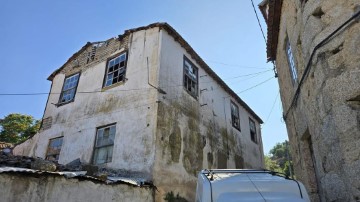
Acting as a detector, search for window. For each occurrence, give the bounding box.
[46,137,63,161]
[104,52,127,87]
[183,57,198,97]
[231,101,240,130]
[286,40,298,84]
[249,118,257,143]
[59,73,80,104]
[93,124,116,165]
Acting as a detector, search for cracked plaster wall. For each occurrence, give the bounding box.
[14,26,265,202]
[152,30,264,201]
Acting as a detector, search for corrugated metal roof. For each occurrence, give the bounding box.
[0,167,150,187]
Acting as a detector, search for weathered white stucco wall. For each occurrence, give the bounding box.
[14,24,265,202]
[152,30,264,201]
[0,173,153,202]
[15,27,162,179]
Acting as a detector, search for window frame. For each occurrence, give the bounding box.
[183,56,199,98]
[58,72,80,105]
[285,39,298,85]
[45,136,64,161]
[92,123,116,165]
[230,101,241,131]
[102,51,128,88]
[249,118,257,144]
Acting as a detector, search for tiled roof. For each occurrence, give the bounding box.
[259,0,283,61]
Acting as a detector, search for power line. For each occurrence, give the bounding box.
[265,91,279,123]
[236,76,274,94]
[206,60,270,69]
[222,76,274,99]
[250,0,267,44]
[0,70,273,96]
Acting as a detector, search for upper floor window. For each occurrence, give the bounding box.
[93,124,116,165]
[59,73,80,104]
[46,137,63,161]
[183,57,198,97]
[104,52,127,87]
[231,101,240,130]
[249,118,257,143]
[286,40,298,84]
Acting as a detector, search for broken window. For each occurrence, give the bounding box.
[104,52,127,87]
[231,101,240,130]
[46,137,63,161]
[249,118,257,143]
[183,57,198,97]
[59,73,80,104]
[93,124,116,165]
[286,40,298,84]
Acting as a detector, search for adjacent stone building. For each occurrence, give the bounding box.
[260,0,360,201]
[14,23,264,201]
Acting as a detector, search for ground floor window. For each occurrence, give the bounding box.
[93,124,116,165]
[46,137,63,161]
[249,118,257,143]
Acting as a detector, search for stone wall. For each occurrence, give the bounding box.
[0,173,154,202]
[274,0,360,201]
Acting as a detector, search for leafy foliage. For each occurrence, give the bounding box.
[0,113,40,144]
[265,140,295,177]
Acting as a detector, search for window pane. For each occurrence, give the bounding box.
[94,125,115,165]
[109,59,115,67]
[46,137,63,161]
[104,53,127,87]
[114,56,120,65]
[120,54,126,61]
[60,74,79,103]
[94,147,107,164]
[96,128,104,147]
[95,126,115,147]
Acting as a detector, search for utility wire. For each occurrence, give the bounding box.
[0,70,272,96]
[222,76,274,99]
[236,76,274,94]
[206,60,271,70]
[250,0,267,44]
[265,91,279,123]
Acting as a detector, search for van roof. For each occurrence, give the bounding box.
[199,169,309,202]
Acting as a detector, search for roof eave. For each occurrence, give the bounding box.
[46,22,264,124]
[265,0,283,62]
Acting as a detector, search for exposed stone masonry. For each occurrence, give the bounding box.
[267,0,360,201]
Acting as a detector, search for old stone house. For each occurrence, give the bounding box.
[260,0,360,201]
[14,23,264,201]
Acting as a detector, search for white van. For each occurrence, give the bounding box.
[196,169,310,202]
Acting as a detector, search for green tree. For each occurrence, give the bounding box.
[0,113,40,144]
[267,140,294,177]
[264,155,282,173]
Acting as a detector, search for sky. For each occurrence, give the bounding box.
[0,0,288,154]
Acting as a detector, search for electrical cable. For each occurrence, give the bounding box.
[206,60,271,70]
[250,0,267,44]
[0,70,272,96]
[265,91,279,123]
[236,76,274,94]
